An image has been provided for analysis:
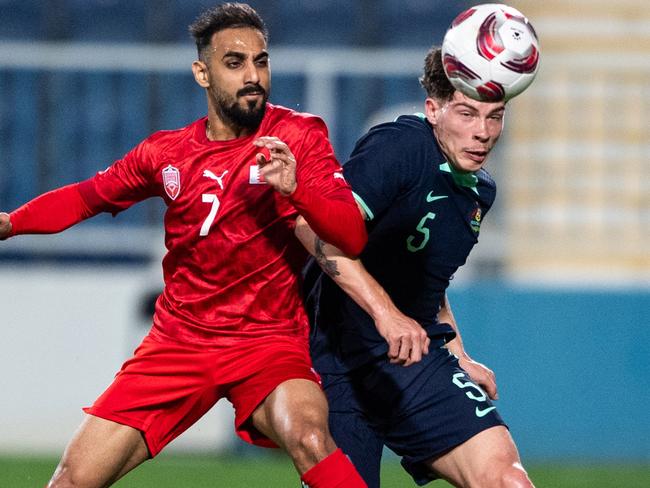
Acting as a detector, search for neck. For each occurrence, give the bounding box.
[205,113,253,141]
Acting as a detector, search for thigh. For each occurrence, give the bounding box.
[322,373,384,488]
[85,334,222,457]
[227,336,321,447]
[426,425,528,488]
[50,414,148,487]
[250,378,331,448]
[356,349,506,486]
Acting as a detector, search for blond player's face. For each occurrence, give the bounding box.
[426,91,505,173]
[194,27,270,129]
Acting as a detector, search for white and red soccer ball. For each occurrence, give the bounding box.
[442,3,540,102]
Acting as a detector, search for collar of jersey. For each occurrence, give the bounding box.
[439,162,479,194]
[411,113,479,194]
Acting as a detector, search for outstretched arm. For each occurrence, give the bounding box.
[0,183,98,240]
[295,213,429,367]
[439,293,498,400]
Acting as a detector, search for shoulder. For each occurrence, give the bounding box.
[477,168,496,189]
[263,104,329,135]
[367,114,432,143]
[138,118,202,155]
[476,168,497,205]
[350,114,439,169]
[356,114,436,159]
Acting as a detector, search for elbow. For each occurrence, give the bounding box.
[337,220,367,258]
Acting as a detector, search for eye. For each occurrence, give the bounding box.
[255,58,269,67]
[226,60,242,69]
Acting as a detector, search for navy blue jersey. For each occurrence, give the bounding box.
[307,114,497,373]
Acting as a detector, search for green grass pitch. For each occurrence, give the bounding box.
[1,453,648,487]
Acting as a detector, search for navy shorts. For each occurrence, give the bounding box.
[322,345,507,487]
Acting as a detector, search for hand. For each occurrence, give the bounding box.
[458,356,498,400]
[0,212,12,240]
[375,308,430,367]
[253,137,297,196]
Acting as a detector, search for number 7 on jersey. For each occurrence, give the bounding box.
[200,193,220,236]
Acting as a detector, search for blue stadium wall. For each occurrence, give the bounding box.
[447,283,650,462]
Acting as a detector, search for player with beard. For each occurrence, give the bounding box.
[0,3,368,488]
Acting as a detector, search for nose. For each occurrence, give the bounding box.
[473,118,490,143]
[244,60,260,85]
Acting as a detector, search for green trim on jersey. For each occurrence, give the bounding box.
[439,162,479,195]
[353,191,374,221]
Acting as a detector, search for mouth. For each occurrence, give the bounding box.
[464,149,488,163]
[238,87,265,99]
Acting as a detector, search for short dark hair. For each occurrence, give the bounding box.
[189,3,268,61]
[419,46,456,102]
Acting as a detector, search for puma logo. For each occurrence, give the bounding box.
[203,169,229,190]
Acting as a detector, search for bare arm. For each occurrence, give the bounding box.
[295,210,429,366]
[438,293,499,400]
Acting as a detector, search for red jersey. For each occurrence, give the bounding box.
[12,104,363,345]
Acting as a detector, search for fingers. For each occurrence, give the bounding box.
[253,137,297,196]
[387,327,429,367]
[0,213,12,240]
[475,367,497,400]
[256,152,268,167]
[387,336,401,363]
[483,372,498,400]
[391,335,417,366]
[462,359,499,401]
[253,137,296,171]
[253,137,293,160]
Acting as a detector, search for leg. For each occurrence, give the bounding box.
[250,378,335,473]
[250,378,367,487]
[227,338,366,486]
[48,414,149,488]
[323,373,383,488]
[327,409,383,488]
[358,347,527,487]
[425,425,534,488]
[50,335,228,487]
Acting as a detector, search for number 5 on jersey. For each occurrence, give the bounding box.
[200,193,220,236]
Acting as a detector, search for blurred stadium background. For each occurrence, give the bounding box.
[0,0,648,486]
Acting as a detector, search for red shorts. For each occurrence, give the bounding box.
[83,331,320,457]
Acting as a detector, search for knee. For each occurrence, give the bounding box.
[48,462,97,488]
[283,420,332,459]
[481,463,534,488]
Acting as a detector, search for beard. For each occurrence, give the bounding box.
[212,84,269,132]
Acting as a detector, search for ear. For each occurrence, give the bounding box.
[424,97,442,126]
[192,60,210,88]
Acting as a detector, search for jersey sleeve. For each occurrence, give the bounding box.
[77,137,158,214]
[7,138,158,237]
[288,117,367,256]
[342,122,420,222]
[8,183,97,236]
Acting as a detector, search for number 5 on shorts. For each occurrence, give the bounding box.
[452,372,487,402]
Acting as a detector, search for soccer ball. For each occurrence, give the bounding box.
[441,3,540,102]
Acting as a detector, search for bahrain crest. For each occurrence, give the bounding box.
[162,165,181,200]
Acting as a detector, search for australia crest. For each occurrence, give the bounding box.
[470,206,482,233]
